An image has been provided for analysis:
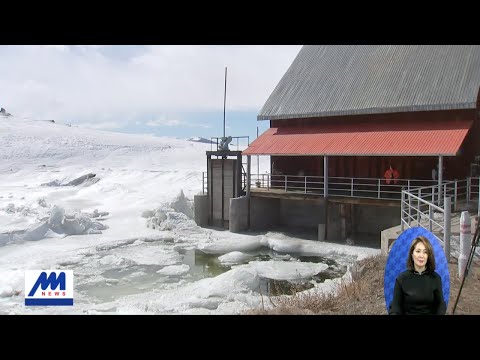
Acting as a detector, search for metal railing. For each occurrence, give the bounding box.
[401,177,480,262]
[401,185,452,261]
[249,174,436,200]
[202,172,480,204]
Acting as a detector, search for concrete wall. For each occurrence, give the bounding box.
[354,204,400,235]
[229,196,249,233]
[279,198,326,229]
[326,202,400,247]
[206,191,401,248]
[248,196,327,233]
[326,202,350,241]
[194,194,209,227]
[250,197,281,230]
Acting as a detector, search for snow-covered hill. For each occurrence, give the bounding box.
[0,116,378,314]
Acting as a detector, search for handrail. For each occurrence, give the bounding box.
[202,172,479,206]
[248,174,437,200]
[401,184,452,262]
[400,177,480,263]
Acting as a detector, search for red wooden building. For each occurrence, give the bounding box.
[244,45,480,184]
[197,46,480,246]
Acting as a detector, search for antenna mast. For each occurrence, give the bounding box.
[223,67,227,138]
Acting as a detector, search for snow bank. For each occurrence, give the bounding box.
[145,190,196,231]
[2,202,109,242]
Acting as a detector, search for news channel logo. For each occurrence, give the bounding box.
[25,270,74,306]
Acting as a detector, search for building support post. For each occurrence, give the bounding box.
[323,156,329,240]
[221,156,224,227]
[324,155,329,198]
[438,155,443,205]
[208,154,212,225]
[444,196,451,263]
[247,155,251,229]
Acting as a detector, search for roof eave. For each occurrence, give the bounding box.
[242,152,459,157]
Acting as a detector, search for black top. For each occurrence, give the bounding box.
[389,270,446,315]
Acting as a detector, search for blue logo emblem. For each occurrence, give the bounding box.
[25,270,74,306]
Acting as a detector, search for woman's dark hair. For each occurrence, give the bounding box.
[406,236,436,272]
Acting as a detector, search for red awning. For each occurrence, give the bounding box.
[243,120,473,156]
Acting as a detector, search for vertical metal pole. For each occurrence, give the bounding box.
[324,156,329,198]
[444,197,451,263]
[477,177,480,218]
[221,158,224,227]
[429,205,433,232]
[417,188,421,225]
[246,156,251,197]
[454,180,458,212]
[351,178,354,197]
[304,176,307,194]
[237,154,242,197]
[378,179,381,199]
[444,184,447,206]
[209,155,213,226]
[408,193,412,226]
[232,158,236,197]
[467,177,471,204]
[223,67,227,138]
[256,126,259,186]
[401,190,405,231]
[459,211,471,278]
[247,155,251,229]
[438,155,443,206]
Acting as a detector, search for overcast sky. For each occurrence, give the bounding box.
[0,45,302,140]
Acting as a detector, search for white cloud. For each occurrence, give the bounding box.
[42,45,69,51]
[0,45,302,128]
[146,118,211,128]
[146,119,182,127]
[77,122,125,130]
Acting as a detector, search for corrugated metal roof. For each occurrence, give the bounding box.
[258,45,480,120]
[242,120,472,156]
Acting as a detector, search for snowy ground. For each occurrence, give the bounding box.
[0,116,379,314]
